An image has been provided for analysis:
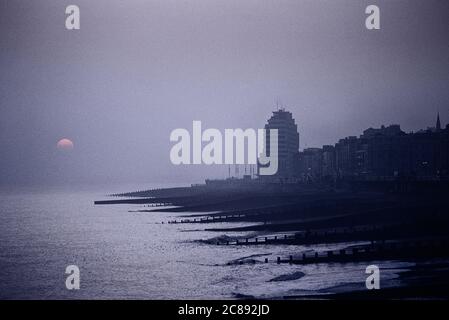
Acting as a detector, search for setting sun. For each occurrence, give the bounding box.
[56,138,74,150]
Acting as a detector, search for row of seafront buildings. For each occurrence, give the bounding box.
[260,109,449,182]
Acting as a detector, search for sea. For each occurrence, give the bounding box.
[0,183,414,299]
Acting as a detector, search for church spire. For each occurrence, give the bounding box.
[436,112,441,131]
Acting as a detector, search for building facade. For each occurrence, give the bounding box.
[295,115,449,181]
[259,108,300,180]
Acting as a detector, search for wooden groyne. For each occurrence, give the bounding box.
[168,214,246,224]
[217,234,296,246]
[226,239,449,265]
[143,203,172,207]
[213,222,449,246]
[94,198,172,205]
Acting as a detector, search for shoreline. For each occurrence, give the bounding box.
[95,183,449,299]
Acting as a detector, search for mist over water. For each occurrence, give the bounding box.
[0,184,410,299]
[1,0,449,187]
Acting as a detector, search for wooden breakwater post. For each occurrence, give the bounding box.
[265,258,268,263]
[289,255,293,264]
[277,257,280,264]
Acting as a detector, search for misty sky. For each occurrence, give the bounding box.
[1,0,449,186]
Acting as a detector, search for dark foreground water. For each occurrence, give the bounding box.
[0,184,414,299]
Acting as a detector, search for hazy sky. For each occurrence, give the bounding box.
[1,0,448,186]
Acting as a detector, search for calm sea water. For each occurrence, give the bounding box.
[0,184,412,299]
